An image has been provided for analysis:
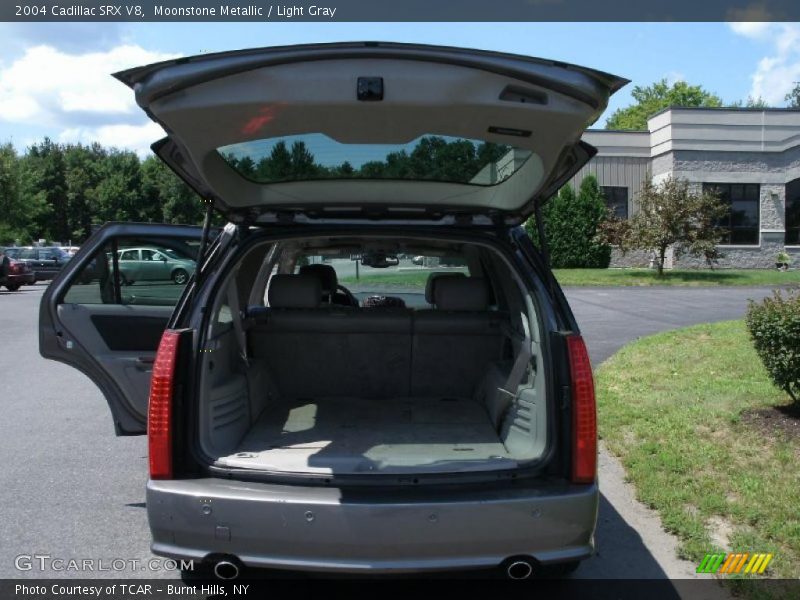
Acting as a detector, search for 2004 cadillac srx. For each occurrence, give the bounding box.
[39,42,626,579]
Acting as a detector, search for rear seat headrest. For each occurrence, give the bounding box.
[434,277,489,311]
[268,274,321,309]
[424,272,466,304]
[299,263,338,294]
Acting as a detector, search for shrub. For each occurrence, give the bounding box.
[524,175,611,268]
[745,290,800,403]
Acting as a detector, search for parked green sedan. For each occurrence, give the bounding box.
[114,247,196,285]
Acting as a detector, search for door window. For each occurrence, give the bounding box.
[63,238,196,306]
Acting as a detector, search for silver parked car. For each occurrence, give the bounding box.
[39,42,625,579]
[114,246,196,285]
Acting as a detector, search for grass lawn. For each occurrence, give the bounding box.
[553,268,800,287]
[339,270,440,288]
[340,268,800,289]
[597,320,800,594]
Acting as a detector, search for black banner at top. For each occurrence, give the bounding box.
[3,0,800,22]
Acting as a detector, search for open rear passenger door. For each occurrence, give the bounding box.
[39,223,204,435]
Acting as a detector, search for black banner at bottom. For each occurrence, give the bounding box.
[4,578,800,600]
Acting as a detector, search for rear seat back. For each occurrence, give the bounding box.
[412,278,505,397]
[252,275,412,398]
[250,274,506,400]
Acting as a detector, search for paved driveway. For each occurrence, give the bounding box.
[565,286,776,365]
[0,284,777,582]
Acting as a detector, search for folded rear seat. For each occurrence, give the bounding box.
[411,277,506,397]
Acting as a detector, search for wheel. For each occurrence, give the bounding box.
[5,284,20,291]
[172,268,189,285]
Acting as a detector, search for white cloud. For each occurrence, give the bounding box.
[728,22,771,39]
[58,122,167,157]
[0,43,179,153]
[729,23,800,105]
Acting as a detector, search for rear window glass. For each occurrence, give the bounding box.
[218,134,532,186]
[293,254,470,309]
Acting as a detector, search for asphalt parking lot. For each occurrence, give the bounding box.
[0,282,778,581]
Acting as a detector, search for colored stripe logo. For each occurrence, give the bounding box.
[697,553,773,574]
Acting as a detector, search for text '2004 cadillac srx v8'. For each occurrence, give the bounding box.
[39,42,626,579]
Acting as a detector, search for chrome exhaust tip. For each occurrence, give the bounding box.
[213,560,240,580]
[506,560,534,580]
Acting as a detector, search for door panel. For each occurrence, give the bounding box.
[40,223,203,435]
[90,313,170,351]
[57,303,173,417]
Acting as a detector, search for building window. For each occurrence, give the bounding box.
[600,186,629,219]
[786,179,800,245]
[703,183,760,245]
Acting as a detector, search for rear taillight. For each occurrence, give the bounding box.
[567,335,597,484]
[148,330,181,480]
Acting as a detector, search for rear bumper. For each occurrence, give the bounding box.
[2,273,35,286]
[147,477,597,573]
[32,271,57,281]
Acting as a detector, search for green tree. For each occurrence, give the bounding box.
[91,149,142,223]
[606,79,724,130]
[64,143,107,242]
[140,155,169,223]
[524,175,611,268]
[785,83,800,108]
[730,96,771,108]
[602,177,728,276]
[18,138,67,242]
[0,143,30,244]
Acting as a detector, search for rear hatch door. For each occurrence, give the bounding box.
[116,42,627,224]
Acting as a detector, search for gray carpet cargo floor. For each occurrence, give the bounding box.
[216,396,517,474]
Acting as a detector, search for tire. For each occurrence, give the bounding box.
[5,284,20,291]
[172,268,189,285]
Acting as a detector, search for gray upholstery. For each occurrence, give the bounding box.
[217,396,514,474]
[424,272,466,304]
[434,277,489,311]
[252,274,506,400]
[411,313,505,397]
[250,308,413,398]
[412,277,505,396]
[299,263,338,295]
[267,274,321,308]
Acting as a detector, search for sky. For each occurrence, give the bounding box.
[0,21,798,156]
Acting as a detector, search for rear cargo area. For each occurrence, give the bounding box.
[197,238,548,477]
[217,396,514,473]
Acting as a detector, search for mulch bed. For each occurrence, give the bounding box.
[740,402,800,442]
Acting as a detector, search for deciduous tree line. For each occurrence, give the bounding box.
[0,139,204,245]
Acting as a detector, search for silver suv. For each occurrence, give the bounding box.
[39,42,625,579]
